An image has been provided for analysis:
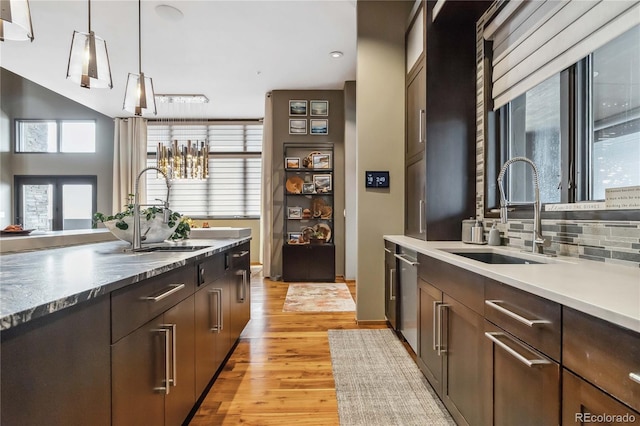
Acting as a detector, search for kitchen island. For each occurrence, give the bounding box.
[0,236,251,426]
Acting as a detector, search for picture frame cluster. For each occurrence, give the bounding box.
[289,100,329,135]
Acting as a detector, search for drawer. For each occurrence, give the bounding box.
[197,253,226,287]
[417,254,484,314]
[484,279,561,361]
[230,242,250,269]
[563,307,640,412]
[563,369,640,425]
[111,265,195,343]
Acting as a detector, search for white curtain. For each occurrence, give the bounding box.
[260,93,274,277]
[112,117,147,213]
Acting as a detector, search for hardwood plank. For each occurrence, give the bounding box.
[188,276,387,424]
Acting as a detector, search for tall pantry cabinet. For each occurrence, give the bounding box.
[404,1,487,240]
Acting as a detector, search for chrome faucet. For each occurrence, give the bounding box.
[132,166,171,250]
[497,157,549,255]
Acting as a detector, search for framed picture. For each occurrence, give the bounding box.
[311,153,331,169]
[285,157,300,169]
[289,119,307,135]
[302,183,315,194]
[310,119,328,135]
[287,206,302,219]
[289,100,307,116]
[310,100,329,116]
[288,232,302,243]
[313,174,332,192]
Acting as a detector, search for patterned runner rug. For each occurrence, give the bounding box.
[282,283,355,312]
[328,329,455,426]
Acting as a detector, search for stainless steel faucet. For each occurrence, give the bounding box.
[497,157,548,255]
[132,166,171,250]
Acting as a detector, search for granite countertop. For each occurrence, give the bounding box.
[0,237,250,331]
[384,235,640,333]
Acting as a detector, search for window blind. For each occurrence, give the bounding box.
[146,122,262,218]
[484,0,640,109]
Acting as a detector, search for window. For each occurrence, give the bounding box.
[16,120,96,153]
[15,176,97,231]
[146,122,262,218]
[488,25,639,211]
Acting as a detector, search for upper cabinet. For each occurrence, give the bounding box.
[406,4,425,75]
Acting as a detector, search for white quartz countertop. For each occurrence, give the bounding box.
[384,235,640,333]
[0,237,251,331]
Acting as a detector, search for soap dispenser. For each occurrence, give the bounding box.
[488,222,501,246]
[471,220,484,244]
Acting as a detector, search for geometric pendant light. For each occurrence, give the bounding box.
[66,0,113,89]
[123,0,156,116]
[0,0,35,42]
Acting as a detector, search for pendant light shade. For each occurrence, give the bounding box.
[123,0,156,116]
[123,71,156,116]
[67,30,113,89]
[66,0,112,89]
[0,0,34,42]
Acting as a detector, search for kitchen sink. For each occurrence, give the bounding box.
[135,245,211,253]
[448,251,541,265]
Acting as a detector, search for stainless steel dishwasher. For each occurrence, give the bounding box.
[395,247,419,353]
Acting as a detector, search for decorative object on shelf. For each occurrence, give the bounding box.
[302,183,315,194]
[285,157,300,169]
[313,174,332,192]
[285,176,304,194]
[66,0,113,89]
[289,100,307,116]
[156,139,209,180]
[302,208,312,219]
[0,0,34,42]
[289,119,307,134]
[287,206,302,219]
[312,153,331,169]
[314,223,331,242]
[123,0,156,116]
[312,198,329,218]
[288,232,303,244]
[303,151,322,168]
[310,100,329,116]
[310,119,328,135]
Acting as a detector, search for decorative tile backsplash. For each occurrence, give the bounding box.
[474,18,639,268]
[481,219,640,268]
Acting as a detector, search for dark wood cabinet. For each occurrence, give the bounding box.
[283,243,335,282]
[384,241,398,329]
[406,63,426,161]
[230,243,251,341]
[1,296,111,426]
[563,369,640,425]
[418,279,443,395]
[406,157,426,239]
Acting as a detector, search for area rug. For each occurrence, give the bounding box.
[282,283,355,312]
[328,329,455,426]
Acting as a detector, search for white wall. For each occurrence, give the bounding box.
[355,1,410,321]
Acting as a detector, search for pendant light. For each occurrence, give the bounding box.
[66,0,113,89]
[123,0,156,116]
[0,0,34,42]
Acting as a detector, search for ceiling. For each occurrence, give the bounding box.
[0,0,357,119]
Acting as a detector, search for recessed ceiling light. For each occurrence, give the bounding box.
[155,4,183,22]
[330,51,344,58]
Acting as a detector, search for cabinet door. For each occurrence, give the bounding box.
[418,280,444,396]
[406,63,426,160]
[406,157,426,240]
[112,314,166,426]
[164,296,196,426]
[307,244,336,282]
[384,244,398,330]
[1,297,111,426]
[282,244,309,281]
[563,369,640,425]
[483,321,560,426]
[442,294,485,426]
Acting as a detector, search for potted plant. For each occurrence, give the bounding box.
[309,230,326,245]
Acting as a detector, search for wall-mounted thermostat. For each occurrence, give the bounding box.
[365,171,390,188]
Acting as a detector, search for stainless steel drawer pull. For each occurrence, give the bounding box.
[433,301,441,351]
[485,300,550,327]
[394,253,419,266]
[209,288,223,332]
[485,332,551,367]
[232,250,249,258]
[236,269,248,302]
[389,269,396,300]
[160,323,177,387]
[437,303,449,356]
[629,372,640,385]
[143,284,186,302]
[419,109,425,143]
[152,328,170,394]
[384,248,392,253]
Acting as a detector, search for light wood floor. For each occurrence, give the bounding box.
[188,275,388,425]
